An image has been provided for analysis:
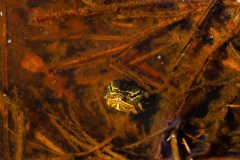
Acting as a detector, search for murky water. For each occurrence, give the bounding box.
[1,0,240,160]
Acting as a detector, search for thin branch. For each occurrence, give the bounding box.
[109,63,152,93]
[0,6,8,90]
[223,0,240,7]
[0,7,10,159]
[14,111,25,160]
[177,8,240,114]
[116,2,206,19]
[50,116,120,159]
[113,10,194,62]
[58,44,128,70]
[103,145,128,160]
[32,0,202,23]
[35,131,67,156]
[50,117,92,150]
[129,43,176,65]
[167,0,218,76]
[93,86,112,129]
[56,9,190,70]
[67,134,117,158]
[123,124,174,149]
[3,105,10,160]
[170,130,181,160]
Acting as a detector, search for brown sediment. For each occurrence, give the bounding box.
[2,0,240,160]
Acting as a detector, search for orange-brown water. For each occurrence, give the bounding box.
[1,0,240,159]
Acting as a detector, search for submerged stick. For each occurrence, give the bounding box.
[68,134,116,158]
[129,43,176,65]
[177,8,240,114]
[167,0,218,75]
[0,92,25,160]
[58,44,128,69]
[50,117,92,150]
[109,63,152,93]
[0,6,8,90]
[113,11,193,62]
[170,130,181,160]
[93,86,112,129]
[223,0,240,7]
[3,105,10,160]
[35,131,66,156]
[0,6,10,160]
[33,0,198,23]
[51,116,123,159]
[57,10,190,70]
[100,145,128,160]
[14,112,25,160]
[123,124,174,149]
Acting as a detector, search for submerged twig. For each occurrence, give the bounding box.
[3,105,10,160]
[56,9,191,70]
[109,63,152,93]
[167,0,218,76]
[68,134,116,158]
[223,0,240,7]
[58,44,128,70]
[138,74,163,92]
[177,8,240,114]
[227,42,240,63]
[123,124,174,149]
[50,117,118,159]
[170,130,181,160]
[182,138,191,154]
[33,0,201,23]
[14,111,25,160]
[129,43,176,65]
[114,1,207,27]
[50,117,92,150]
[35,131,66,156]
[226,104,240,108]
[0,6,8,90]
[103,145,128,160]
[0,91,25,160]
[93,86,112,129]
[0,7,10,159]
[113,10,194,62]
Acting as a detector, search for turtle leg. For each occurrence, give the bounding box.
[138,103,143,111]
[132,103,143,114]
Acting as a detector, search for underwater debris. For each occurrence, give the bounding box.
[1,0,240,159]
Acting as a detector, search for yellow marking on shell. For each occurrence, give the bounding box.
[109,81,143,102]
[106,98,138,113]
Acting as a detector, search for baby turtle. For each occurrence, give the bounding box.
[104,79,146,114]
